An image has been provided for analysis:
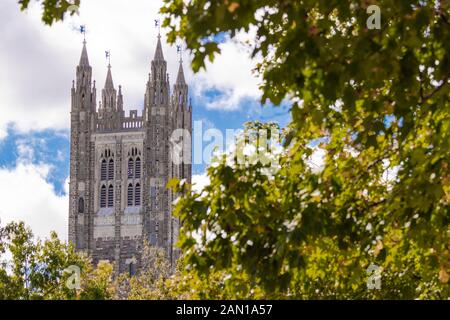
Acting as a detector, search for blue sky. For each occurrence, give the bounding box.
[0,0,291,240]
[0,128,70,195]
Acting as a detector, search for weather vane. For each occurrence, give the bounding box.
[154,19,161,35]
[105,50,111,66]
[176,44,183,63]
[80,25,86,41]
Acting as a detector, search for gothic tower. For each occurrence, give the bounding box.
[69,35,192,274]
[69,40,96,251]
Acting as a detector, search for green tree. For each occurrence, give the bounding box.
[0,221,85,299]
[0,221,115,300]
[114,243,172,300]
[78,260,115,300]
[161,0,449,298]
[17,0,80,25]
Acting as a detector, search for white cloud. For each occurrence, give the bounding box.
[192,173,210,194]
[0,0,167,139]
[0,161,68,241]
[0,0,263,140]
[191,36,262,111]
[306,147,326,173]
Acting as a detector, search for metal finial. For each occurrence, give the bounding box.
[176,44,183,63]
[105,50,111,66]
[80,25,86,43]
[154,19,161,35]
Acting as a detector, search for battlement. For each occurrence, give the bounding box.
[122,109,143,130]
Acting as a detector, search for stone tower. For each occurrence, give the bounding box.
[68,35,192,274]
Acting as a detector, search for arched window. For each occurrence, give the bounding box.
[100,159,107,181]
[127,183,133,206]
[135,157,141,179]
[135,183,141,206]
[100,185,106,208]
[108,185,114,207]
[78,197,84,213]
[128,262,136,276]
[108,159,114,180]
[128,158,134,178]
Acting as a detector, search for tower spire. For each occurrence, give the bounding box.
[154,33,165,61]
[104,64,115,89]
[101,63,117,112]
[176,44,185,84]
[79,40,90,66]
[176,60,186,84]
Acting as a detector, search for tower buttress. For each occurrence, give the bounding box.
[69,40,96,251]
[170,58,192,264]
[143,34,173,262]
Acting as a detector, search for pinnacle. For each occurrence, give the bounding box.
[104,64,115,89]
[153,34,165,61]
[79,41,90,66]
[176,60,186,84]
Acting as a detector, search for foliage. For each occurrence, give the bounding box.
[78,260,115,300]
[0,221,115,300]
[17,0,80,25]
[114,243,171,300]
[162,0,450,299]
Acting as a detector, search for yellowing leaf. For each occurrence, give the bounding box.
[227,2,240,13]
[439,268,449,284]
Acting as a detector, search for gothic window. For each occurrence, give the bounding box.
[101,159,107,181]
[108,185,114,207]
[78,197,85,213]
[135,183,141,206]
[129,262,136,277]
[150,186,156,198]
[127,183,133,206]
[135,157,141,179]
[128,158,134,178]
[108,159,114,180]
[150,233,156,245]
[100,185,106,208]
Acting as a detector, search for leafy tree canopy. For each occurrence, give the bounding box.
[162,0,450,298]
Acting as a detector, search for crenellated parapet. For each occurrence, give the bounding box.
[122,110,144,131]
